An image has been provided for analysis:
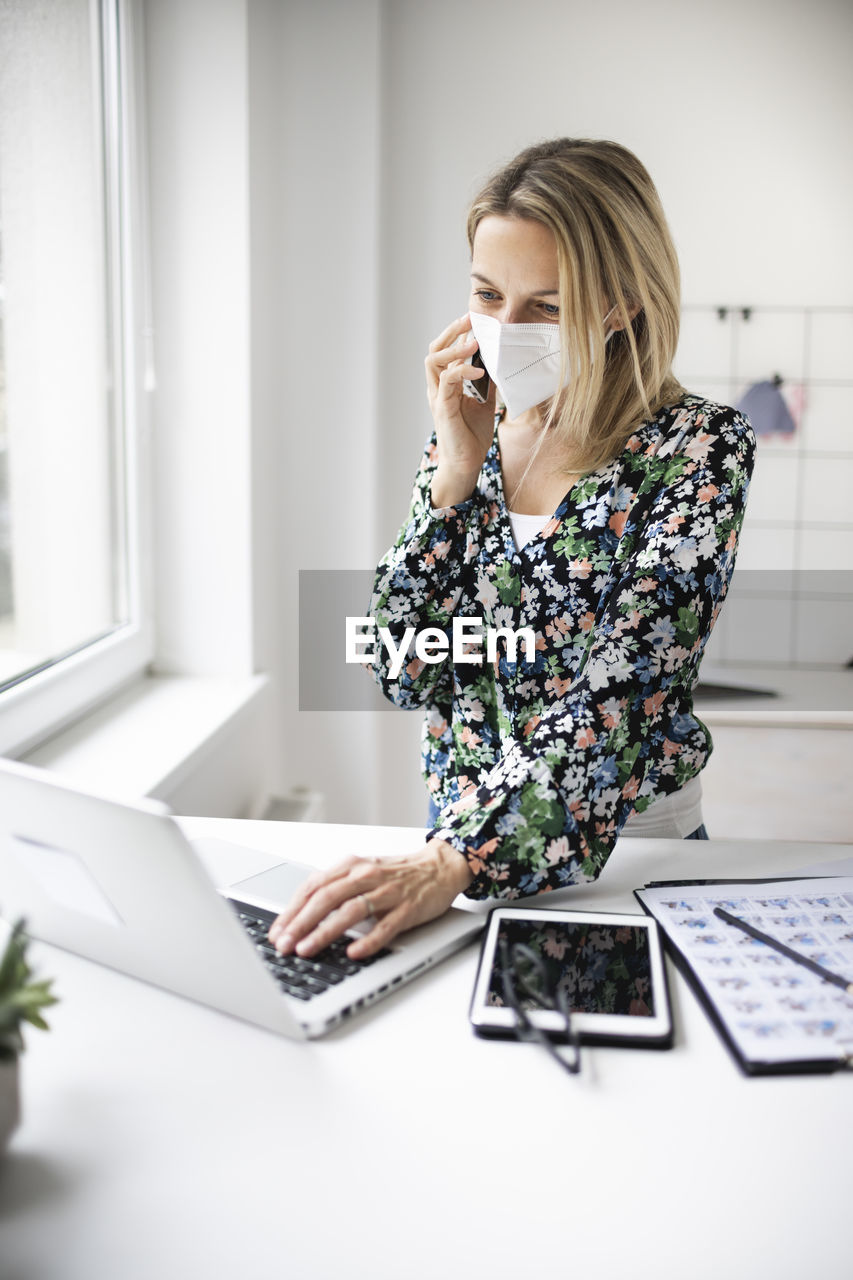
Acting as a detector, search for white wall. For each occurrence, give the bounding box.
[245,0,385,822]
[143,0,853,827]
[146,0,386,819]
[146,0,254,678]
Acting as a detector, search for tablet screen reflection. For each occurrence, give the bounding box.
[487,919,655,1017]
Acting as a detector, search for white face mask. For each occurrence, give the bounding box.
[468,309,615,421]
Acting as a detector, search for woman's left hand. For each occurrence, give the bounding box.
[267,838,474,960]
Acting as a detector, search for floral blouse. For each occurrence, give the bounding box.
[366,394,756,901]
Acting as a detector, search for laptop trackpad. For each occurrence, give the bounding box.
[195,837,373,934]
[226,859,314,912]
[225,856,376,939]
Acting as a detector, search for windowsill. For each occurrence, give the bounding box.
[20,672,273,817]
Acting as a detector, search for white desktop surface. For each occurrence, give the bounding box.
[2,819,852,1280]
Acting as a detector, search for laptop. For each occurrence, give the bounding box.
[0,757,485,1038]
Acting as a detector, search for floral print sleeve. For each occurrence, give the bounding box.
[367,395,756,901]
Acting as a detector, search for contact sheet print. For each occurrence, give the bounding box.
[636,878,853,1072]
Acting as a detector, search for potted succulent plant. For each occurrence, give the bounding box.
[0,918,59,1152]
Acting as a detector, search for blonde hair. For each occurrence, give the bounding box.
[467,138,685,473]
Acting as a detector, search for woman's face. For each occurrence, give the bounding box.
[469,215,561,326]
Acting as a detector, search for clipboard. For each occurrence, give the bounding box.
[634,876,853,1076]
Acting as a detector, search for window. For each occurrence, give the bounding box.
[0,0,152,755]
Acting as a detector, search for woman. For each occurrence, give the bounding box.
[269,138,755,963]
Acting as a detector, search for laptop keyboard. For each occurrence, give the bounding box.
[228,898,390,1001]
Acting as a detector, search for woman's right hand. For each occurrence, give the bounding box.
[425,314,496,508]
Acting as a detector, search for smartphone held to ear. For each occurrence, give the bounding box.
[463,347,491,403]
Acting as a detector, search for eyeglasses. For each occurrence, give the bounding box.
[499,938,582,1076]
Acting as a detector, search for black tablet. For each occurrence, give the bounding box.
[470,907,673,1048]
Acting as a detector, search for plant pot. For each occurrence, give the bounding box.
[0,1056,20,1153]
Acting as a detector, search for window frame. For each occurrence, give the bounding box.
[0,0,154,758]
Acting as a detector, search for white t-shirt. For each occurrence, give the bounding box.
[508,510,551,551]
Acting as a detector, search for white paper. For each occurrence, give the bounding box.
[637,878,853,1065]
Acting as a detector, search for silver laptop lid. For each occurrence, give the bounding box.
[0,757,305,1038]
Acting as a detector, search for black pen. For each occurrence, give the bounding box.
[713,906,853,995]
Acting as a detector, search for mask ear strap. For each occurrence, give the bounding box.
[602,304,627,345]
[603,302,642,332]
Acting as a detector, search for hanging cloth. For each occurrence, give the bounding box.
[736,378,796,437]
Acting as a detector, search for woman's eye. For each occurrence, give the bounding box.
[474,289,500,304]
[540,303,560,317]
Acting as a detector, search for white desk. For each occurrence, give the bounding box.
[2,820,852,1280]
